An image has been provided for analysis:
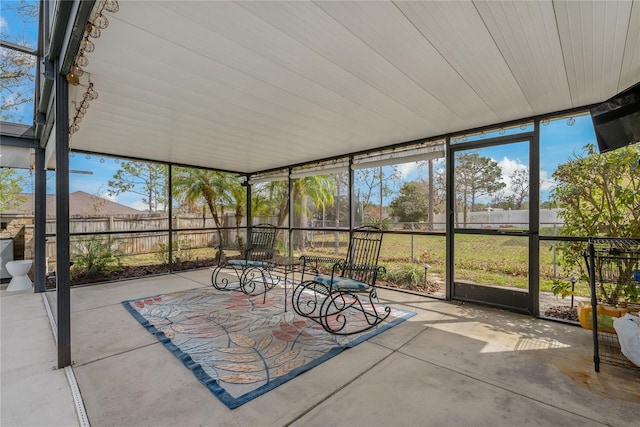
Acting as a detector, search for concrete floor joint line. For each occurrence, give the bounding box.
[395,348,615,425]
[74,342,160,368]
[42,292,91,427]
[284,344,401,426]
[65,366,91,427]
[42,293,57,342]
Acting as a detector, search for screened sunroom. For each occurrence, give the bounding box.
[1,1,639,426]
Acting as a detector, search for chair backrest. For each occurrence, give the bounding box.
[342,226,384,285]
[247,224,277,261]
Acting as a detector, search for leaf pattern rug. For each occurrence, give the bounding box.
[122,284,415,409]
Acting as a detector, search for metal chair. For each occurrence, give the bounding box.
[292,226,390,335]
[211,224,278,301]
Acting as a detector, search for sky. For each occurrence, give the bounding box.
[385,114,597,205]
[15,95,600,212]
[1,0,39,125]
[4,4,599,210]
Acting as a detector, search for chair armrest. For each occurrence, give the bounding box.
[299,255,344,282]
[215,245,243,251]
[214,245,244,263]
[299,255,344,272]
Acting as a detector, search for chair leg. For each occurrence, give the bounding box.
[240,266,275,303]
[319,290,391,335]
[211,264,242,291]
[292,281,391,335]
[292,280,325,319]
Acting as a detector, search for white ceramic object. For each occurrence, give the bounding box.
[6,260,33,291]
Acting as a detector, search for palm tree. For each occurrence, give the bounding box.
[172,167,229,245]
[253,176,335,249]
[220,174,246,247]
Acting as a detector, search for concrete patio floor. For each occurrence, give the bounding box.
[2,269,639,427]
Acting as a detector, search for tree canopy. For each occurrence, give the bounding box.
[454,152,505,225]
[1,1,38,123]
[172,168,245,246]
[0,168,27,211]
[107,161,167,212]
[552,143,640,238]
[389,180,430,222]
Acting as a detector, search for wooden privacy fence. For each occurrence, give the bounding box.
[45,214,223,234]
[44,214,249,259]
[46,229,222,259]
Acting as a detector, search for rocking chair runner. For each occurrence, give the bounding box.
[292,226,390,335]
[211,224,278,301]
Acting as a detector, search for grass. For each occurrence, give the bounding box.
[298,232,591,297]
[79,231,592,300]
[118,247,220,267]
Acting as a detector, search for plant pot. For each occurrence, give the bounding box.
[577,301,629,334]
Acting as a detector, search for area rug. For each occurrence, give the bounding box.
[122,284,414,409]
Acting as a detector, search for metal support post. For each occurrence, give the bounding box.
[55,58,71,368]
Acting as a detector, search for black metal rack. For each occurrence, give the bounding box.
[585,238,640,372]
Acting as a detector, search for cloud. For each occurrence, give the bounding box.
[469,156,528,204]
[497,156,526,180]
[0,16,7,30]
[396,162,418,179]
[101,192,117,203]
[539,169,556,192]
[129,200,149,211]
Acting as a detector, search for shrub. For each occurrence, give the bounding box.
[550,278,575,299]
[381,263,425,290]
[156,237,194,264]
[71,237,122,278]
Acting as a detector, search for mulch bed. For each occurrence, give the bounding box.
[45,261,581,324]
[543,305,579,322]
[46,258,218,289]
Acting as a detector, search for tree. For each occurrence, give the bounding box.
[354,166,400,214]
[509,167,529,209]
[252,180,288,229]
[0,168,27,211]
[490,168,529,211]
[389,180,430,222]
[252,176,335,249]
[419,159,447,230]
[292,176,336,249]
[552,143,640,238]
[1,1,38,122]
[172,168,229,245]
[107,161,167,212]
[455,153,505,225]
[552,143,640,302]
[219,173,246,246]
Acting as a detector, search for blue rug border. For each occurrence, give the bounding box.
[122,287,415,409]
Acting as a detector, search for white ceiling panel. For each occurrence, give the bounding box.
[153,1,429,130]
[474,1,571,113]
[62,0,640,174]
[395,1,534,121]
[315,1,497,126]
[554,0,634,106]
[226,1,442,128]
[620,0,640,92]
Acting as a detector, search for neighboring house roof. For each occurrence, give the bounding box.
[2,191,143,218]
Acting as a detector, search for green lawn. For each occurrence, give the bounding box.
[83,231,590,299]
[298,232,591,297]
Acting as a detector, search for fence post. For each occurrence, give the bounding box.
[553,223,557,278]
[411,222,415,262]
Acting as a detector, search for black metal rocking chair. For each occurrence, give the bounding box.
[211,224,278,301]
[292,226,390,335]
